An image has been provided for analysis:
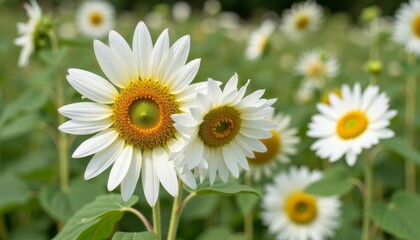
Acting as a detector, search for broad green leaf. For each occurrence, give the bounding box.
[182,195,219,220]
[53,194,138,240]
[0,113,41,140]
[112,231,157,240]
[305,165,354,196]
[235,194,259,216]
[193,180,259,196]
[0,174,29,211]
[371,191,420,240]
[381,138,420,164]
[39,48,69,67]
[197,226,231,240]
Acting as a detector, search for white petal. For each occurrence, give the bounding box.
[150,29,169,80]
[153,147,178,197]
[73,129,119,158]
[345,151,358,166]
[133,21,153,80]
[59,119,113,135]
[121,148,142,201]
[59,102,112,121]
[108,145,133,191]
[142,151,160,206]
[109,30,138,82]
[170,59,201,93]
[67,69,118,104]
[222,146,240,178]
[163,35,190,80]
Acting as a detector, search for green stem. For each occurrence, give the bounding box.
[405,53,416,192]
[124,207,153,232]
[0,215,8,240]
[153,200,161,240]
[362,154,373,240]
[244,175,253,240]
[369,18,379,85]
[167,181,183,240]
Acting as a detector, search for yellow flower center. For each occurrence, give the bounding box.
[306,61,325,78]
[198,106,241,147]
[89,12,103,26]
[295,15,309,30]
[411,14,420,37]
[284,191,317,224]
[113,80,179,149]
[247,130,281,165]
[336,111,368,139]
[321,88,342,105]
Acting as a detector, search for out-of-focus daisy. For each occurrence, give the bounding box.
[203,0,221,16]
[245,20,276,60]
[280,1,322,41]
[59,22,201,206]
[247,113,299,181]
[15,0,50,67]
[307,83,397,166]
[262,167,341,240]
[394,0,420,55]
[295,50,339,88]
[172,1,191,23]
[76,0,115,38]
[295,80,315,104]
[172,74,276,184]
[59,21,77,39]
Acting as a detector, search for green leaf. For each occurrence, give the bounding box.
[235,194,259,216]
[112,232,158,240]
[0,174,29,211]
[39,48,69,67]
[0,113,41,140]
[197,226,231,240]
[193,180,260,196]
[52,194,138,240]
[381,138,420,164]
[371,190,420,240]
[305,165,354,196]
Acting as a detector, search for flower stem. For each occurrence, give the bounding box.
[124,207,153,232]
[0,215,8,240]
[244,174,254,240]
[362,154,373,240]
[167,180,183,240]
[405,53,416,192]
[153,201,162,240]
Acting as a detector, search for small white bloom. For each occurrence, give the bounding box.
[280,1,322,41]
[172,74,276,184]
[307,83,397,166]
[203,0,221,16]
[262,166,341,240]
[247,113,300,182]
[394,0,420,55]
[76,0,115,38]
[172,1,191,23]
[245,20,276,60]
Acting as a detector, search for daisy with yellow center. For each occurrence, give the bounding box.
[280,1,322,41]
[394,0,420,55]
[246,113,300,181]
[172,74,276,184]
[245,19,276,60]
[76,0,115,38]
[307,83,397,166]
[261,167,341,240]
[59,22,202,206]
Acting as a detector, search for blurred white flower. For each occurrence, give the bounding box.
[59,21,77,39]
[203,0,221,16]
[76,0,115,38]
[245,20,276,60]
[394,0,420,55]
[262,167,341,240]
[280,1,323,41]
[307,83,397,165]
[172,1,191,23]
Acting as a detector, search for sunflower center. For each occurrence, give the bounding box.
[113,80,179,149]
[295,15,309,30]
[336,111,368,139]
[198,106,241,147]
[89,12,103,26]
[411,15,420,37]
[247,130,281,165]
[306,61,325,78]
[284,191,317,224]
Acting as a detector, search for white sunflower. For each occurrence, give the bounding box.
[394,0,420,55]
[261,166,341,240]
[15,0,43,67]
[280,1,323,41]
[307,83,397,166]
[245,19,276,60]
[172,74,276,184]
[295,49,339,88]
[76,0,115,39]
[59,22,202,206]
[246,113,300,182]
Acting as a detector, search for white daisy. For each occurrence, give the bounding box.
[247,113,300,182]
[394,0,420,55]
[280,1,322,41]
[58,22,201,206]
[295,49,339,88]
[15,0,42,67]
[76,0,115,39]
[245,19,276,60]
[172,74,276,184]
[262,166,341,240]
[307,83,397,166]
